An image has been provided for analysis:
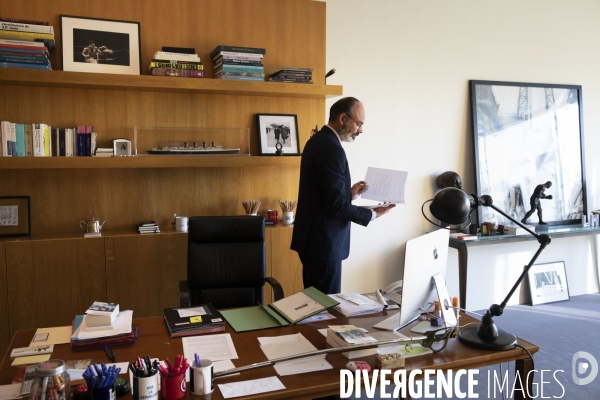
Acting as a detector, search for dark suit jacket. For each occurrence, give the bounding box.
[291,126,372,261]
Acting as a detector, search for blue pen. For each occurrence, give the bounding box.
[195,353,201,368]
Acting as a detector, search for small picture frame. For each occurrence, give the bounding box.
[527,261,570,305]
[113,139,132,156]
[60,15,142,75]
[256,114,300,156]
[0,196,31,237]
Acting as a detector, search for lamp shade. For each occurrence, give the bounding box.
[429,187,471,225]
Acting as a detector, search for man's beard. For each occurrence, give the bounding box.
[339,121,359,142]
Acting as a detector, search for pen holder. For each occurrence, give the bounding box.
[91,385,115,400]
[282,211,294,225]
[132,369,158,400]
[190,359,214,395]
[160,373,186,400]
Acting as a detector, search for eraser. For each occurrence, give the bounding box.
[430,316,444,326]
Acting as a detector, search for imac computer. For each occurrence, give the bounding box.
[374,228,455,331]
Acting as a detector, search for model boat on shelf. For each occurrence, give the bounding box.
[147,146,241,155]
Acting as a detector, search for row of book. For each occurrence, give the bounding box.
[211,45,265,81]
[148,46,205,78]
[1,122,100,157]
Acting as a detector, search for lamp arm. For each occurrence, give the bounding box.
[482,201,551,316]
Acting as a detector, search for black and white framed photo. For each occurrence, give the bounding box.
[0,196,30,237]
[527,261,570,306]
[256,114,300,156]
[60,15,141,75]
[470,80,586,227]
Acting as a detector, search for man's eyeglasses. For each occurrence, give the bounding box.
[345,114,364,128]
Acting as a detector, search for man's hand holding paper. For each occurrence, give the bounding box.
[358,167,408,209]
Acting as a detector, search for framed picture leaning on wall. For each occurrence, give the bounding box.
[60,15,141,75]
[469,80,586,227]
[256,114,300,156]
[527,261,569,305]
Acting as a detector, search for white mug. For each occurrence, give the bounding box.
[175,216,188,232]
[190,359,214,395]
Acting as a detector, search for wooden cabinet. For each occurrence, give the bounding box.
[0,0,332,355]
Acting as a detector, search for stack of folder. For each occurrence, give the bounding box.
[328,293,384,317]
[70,310,137,351]
[162,304,225,338]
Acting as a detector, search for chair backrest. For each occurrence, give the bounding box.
[187,215,266,309]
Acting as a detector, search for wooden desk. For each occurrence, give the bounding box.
[449,225,600,309]
[0,311,538,400]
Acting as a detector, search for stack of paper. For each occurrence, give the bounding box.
[71,310,136,350]
[329,293,384,317]
[326,325,377,359]
[258,333,332,376]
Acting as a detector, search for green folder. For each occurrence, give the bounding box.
[221,287,339,332]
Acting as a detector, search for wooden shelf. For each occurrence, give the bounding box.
[0,155,301,169]
[0,68,342,98]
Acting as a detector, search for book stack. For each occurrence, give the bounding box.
[211,45,265,81]
[163,304,225,338]
[0,17,55,50]
[83,302,119,331]
[138,221,160,234]
[149,46,205,78]
[269,67,312,84]
[71,309,137,351]
[94,148,114,157]
[0,38,51,71]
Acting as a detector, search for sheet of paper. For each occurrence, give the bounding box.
[271,292,323,322]
[0,383,22,400]
[70,361,129,381]
[361,167,408,203]
[336,293,371,305]
[72,310,133,339]
[11,354,50,366]
[176,306,208,318]
[318,328,328,337]
[273,356,333,376]
[213,360,240,378]
[182,334,238,362]
[29,326,72,346]
[218,376,285,399]
[297,311,336,324]
[258,333,332,376]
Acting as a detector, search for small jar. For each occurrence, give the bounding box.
[30,360,70,400]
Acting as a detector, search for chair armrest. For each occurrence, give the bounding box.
[265,277,284,301]
[179,280,191,307]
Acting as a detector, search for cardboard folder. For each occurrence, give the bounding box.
[221,287,339,332]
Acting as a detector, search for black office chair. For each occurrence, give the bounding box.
[179,215,284,309]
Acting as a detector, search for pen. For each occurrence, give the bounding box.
[376,289,389,308]
[194,353,201,368]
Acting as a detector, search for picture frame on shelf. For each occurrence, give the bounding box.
[527,261,570,306]
[0,196,31,237]
[256,114,300,156]
[60,15,141,75]
[470,80,586,227]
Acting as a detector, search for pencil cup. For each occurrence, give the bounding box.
[91,385,116,400]
[160,373,186,400]
[132,369,159,400]
[190,359,214,395]
[282,211,294,225]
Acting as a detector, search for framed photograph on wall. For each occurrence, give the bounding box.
[0,196,31,237]
[470,80,586,227]
[256,114,300,156]
[60,15,141,75]
[527,261,569,305]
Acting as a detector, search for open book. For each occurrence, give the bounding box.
[221,287,339,332]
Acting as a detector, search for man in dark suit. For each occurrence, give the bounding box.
[291,97,395,294]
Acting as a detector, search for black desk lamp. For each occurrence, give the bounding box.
[425,187,551,350]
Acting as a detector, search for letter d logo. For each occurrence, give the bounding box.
[572,351,598,385]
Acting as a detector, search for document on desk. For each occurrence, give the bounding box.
[0,383,22,400]
[29,325,72,346]
[182,334,238,362]
[218,376,285,399]
[258,333,332,376]
[359,167,408,208]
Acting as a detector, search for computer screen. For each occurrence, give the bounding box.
[396,228,453,329]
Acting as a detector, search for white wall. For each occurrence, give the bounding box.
[323,0,600,310]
